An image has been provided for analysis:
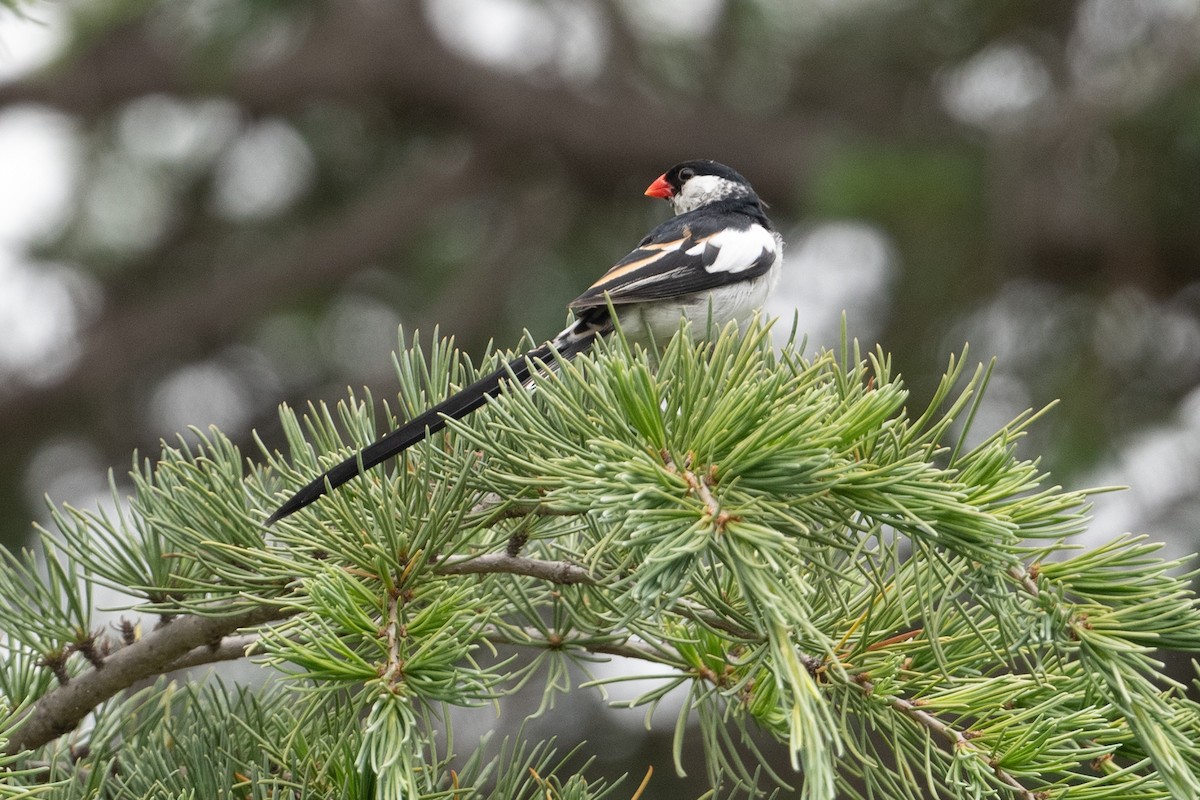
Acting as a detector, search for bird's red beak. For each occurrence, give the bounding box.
[644,174,673,199]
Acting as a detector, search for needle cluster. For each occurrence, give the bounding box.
[2,319,1199,799]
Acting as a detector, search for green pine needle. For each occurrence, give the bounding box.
[2,318,1198,799]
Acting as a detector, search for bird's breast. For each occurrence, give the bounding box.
[615,257,781,343]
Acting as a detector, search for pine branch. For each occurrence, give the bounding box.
[3,604,286,755]
[2,549,600,757]
[5,323,1200,799]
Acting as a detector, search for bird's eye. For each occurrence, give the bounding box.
[678,167,695,181]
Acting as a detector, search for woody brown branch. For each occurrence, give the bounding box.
[3,550,595,756]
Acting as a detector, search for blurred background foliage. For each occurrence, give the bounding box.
[4,0,1200,564]
[3,0,1200,547]
[3,0,1200,793]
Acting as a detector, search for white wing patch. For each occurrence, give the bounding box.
[686,224,777,274]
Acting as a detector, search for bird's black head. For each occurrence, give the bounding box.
[644,160,760,214]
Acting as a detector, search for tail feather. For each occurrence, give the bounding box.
[266,313,608,524]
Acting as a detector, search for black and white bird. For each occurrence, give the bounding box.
[267,160,782,523]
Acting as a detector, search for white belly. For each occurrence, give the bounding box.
[615,258,781,343]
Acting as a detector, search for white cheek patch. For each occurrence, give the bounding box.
[686,224,777,273]
[681,175,723,202]
[673,175,737,213]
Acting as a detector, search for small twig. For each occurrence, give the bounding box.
[161,633,263,672]
[380,592,405,686]
[436,553,595,585]
[860,676,1040,800]
[688,470,730,531]
[485,627,673,665]
[1009,564,1041,598]
[673,600,759,640]
[471,493,578,527]
[662,451,735,531]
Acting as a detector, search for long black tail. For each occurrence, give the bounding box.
[266,313,608,523]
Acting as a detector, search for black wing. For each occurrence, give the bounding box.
[569,203,778,310]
